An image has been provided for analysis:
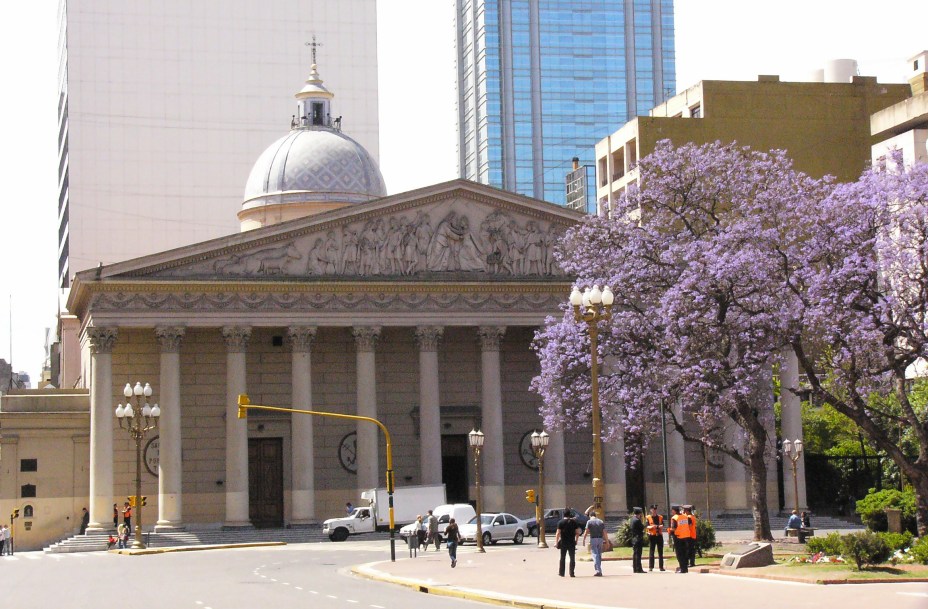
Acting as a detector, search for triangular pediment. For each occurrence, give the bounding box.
[84,180,583,282]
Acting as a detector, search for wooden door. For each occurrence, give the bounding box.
[249,438,284,528]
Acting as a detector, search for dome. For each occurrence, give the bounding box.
[238,62,387,231]
[243,127,386,210]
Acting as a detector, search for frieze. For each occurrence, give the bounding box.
[89,290,565,313]
[145,201,568,280]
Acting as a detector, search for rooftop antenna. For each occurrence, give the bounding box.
[305,35,323,65]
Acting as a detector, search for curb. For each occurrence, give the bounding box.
[109,541,285,555]
[709,568,928,585]
[352,562,620,609]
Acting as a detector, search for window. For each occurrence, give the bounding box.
[311,102,324,126]
[23,505,34,518]
[494,516,504,526]
[21,484,36,498]
[20,459,37,472]
[689,104,702,119]
[438,515,450,524]
[505,514,517,525]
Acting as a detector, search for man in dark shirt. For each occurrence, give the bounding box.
[630,507,645,573]
[555,508,582,577]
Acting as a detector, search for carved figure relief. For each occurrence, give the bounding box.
[183,200,567,279]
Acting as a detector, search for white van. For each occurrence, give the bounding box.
[399,503,476,542]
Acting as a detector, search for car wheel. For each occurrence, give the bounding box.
[482,532,492,547]
[331,527,349,542]
[514,530,524,544]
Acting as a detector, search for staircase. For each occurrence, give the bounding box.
[709,513,864,532]
[44,527,398,554]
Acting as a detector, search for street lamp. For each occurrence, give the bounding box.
[115,382,160,549]
[782,438,803,514]
[570,284,614,520]
[531,430,550,548]
[469,428,486,553]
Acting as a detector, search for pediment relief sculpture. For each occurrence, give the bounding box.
[165,201,567,279]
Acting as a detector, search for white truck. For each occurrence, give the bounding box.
[323,484,446,542]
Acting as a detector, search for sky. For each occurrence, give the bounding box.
[0,0,926,384]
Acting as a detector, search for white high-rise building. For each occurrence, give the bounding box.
[56,0,380,287]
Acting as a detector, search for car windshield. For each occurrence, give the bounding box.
[468,515,495,525]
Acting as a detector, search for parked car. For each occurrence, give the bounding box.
[398,503,477,542]
[459,512,529,546]
[525,507,589,537]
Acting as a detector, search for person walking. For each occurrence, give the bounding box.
[113,503,119,529]
[684,505,698,568]
[445,517,462,568]
[122,501,132,533]
[630,508,645,573]
[555,509,581,577]
[670,505,693,573]
[79,507,90,535]
[646,504,665,572]
[426,509,440,551]
[117,523,128,549]
[3,524,12,555]
[345,502,354,515]
[581,511,606,576]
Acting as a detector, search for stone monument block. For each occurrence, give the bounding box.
[720,542,775,569]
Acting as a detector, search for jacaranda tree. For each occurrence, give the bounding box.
[532,140,828,541]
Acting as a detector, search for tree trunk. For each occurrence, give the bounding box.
[746,431,773,541]
[909,469,928,538]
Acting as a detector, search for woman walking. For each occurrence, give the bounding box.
[445,518,463,568]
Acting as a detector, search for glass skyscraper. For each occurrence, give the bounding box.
[455,0,675,211]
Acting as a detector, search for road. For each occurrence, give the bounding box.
[2,541,473,609]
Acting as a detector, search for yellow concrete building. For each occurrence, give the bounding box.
[596,74,912,214]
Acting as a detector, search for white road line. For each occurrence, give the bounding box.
[282,582,290,586]
[195,602,204,606]
[327,595,338,599]
[295,587,303,590]
[309,591,318,595]
[346,600,358,604]
[370,604,385,608]
[898,592,928,598]
[270,578,277,582]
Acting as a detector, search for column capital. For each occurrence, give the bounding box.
[415,326,444,352]
[287,326,318,353]
[221,326,252,353]
[477,326,506,351]
[155,326,186,353]
[353,326,381,352]
[87,326,118,354]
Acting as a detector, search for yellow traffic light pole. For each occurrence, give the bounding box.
[237,394,398,561]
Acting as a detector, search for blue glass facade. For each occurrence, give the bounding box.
[456,0,675,211]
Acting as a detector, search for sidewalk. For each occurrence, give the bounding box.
[353,541,928,609]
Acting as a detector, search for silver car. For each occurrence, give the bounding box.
[458,512,528,546]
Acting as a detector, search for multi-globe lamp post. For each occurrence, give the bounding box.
[782,438,803,514]
[115,382,160,549]
[530,430,550,548]
[468,428,486,553]
[570,284,615,520]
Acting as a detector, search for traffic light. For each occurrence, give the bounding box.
[525,489,536,504]
[141,496,148,507]
[128,496,136,508]
[11,509,19,519]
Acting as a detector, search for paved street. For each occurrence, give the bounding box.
[3,538,928,609]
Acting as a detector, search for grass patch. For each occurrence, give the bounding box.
[736,561,928,582]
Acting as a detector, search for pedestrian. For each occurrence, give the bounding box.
[113,503,119,529]
[122,501,132,532]
[3,524,12,555]
[646,504,665,572]
[581,510,606,576]
[555,507,581,577]
[801,511,811,529]
[414,514,427,547]
[345,502,354,515]
[426,509,440,551]
[669,505,693,573]
[630,508,645,573]
[117,523,128,549]
[0,525,5,556]
[683,505,698,568]
[80,507,90,535]
[445,517,462,568]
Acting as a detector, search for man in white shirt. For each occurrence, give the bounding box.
[2,525,11,555]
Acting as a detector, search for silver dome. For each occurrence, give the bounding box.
[243,127,386,211]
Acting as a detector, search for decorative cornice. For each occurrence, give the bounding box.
[353,326,381,352]
[87,326,118,354]
[155,326,185,353]
[221,326,252,353]
[477,326,506,351]
[415,326,444,352]
[287,326,318,352]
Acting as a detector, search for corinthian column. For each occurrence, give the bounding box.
[222,326,252,527]
[478,326,506,511]
[354,326,381,493]
[289,325,317,524]
[86,327,118,533]
[155,326,185,530]
[415,326,443,485]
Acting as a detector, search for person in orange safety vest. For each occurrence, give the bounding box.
[646,504,665,572]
